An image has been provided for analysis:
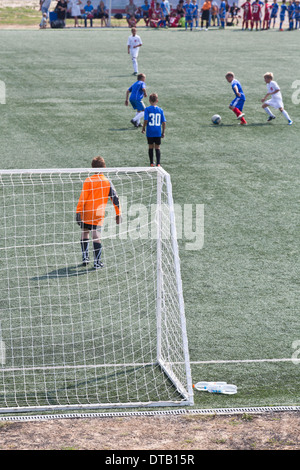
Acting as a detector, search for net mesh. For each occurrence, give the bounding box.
[0,168,192,412]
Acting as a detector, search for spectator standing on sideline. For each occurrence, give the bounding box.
[68,0,83,27]
[40,0,52,18]
[176,0,185,17]
[127,27,142,76]
[55,0,68,21]
[211,0,219,25]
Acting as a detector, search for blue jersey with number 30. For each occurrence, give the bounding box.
[144,105,166,137]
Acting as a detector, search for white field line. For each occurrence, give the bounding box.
[190,358,296,364]
[0,358,297,373]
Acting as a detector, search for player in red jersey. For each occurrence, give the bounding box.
[251,0,262,29]
[263,0,271,28]
[241,0,252,28]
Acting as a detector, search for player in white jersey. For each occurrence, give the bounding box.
[261,72,293,125]
[127,27,143,75]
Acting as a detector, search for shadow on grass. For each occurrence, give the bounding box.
[31,264,96,281]
[207,122,282,128]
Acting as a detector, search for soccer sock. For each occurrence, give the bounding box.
[281,109,291,121]
[93,242,102,263]
[233,107,242,117]
[264,107,275,118]
[80,239,89,259]
[132,57,138,73]
[155,149,161,166]
[149,148,154,165]
[240,116,247,124]
[133,111,144,124]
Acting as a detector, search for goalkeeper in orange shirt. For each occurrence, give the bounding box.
[76,156,121,269]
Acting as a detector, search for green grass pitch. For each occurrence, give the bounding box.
[0,26,299,411]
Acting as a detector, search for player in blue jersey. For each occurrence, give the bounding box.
[142,93,166,167]
[287,0,295,29]
[270,0,279,27]
[125,73,147,128]
[183,0,196,30]
[295,0,300,29]
[219,0,226,27]
[279,0,287,29]
[192,0,199,28]
[225,72,247,125]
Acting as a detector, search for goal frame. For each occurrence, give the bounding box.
[0,167,194,414]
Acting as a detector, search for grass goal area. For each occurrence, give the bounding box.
[0,27,299,413]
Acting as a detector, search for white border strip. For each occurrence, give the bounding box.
[0,406,300,422]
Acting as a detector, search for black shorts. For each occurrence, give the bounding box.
[80,222,99,231]
[147,136,161,145]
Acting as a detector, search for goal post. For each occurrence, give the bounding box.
[0,167,194,414]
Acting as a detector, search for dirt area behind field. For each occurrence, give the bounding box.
[0,1,38,7]
[0,411,300,450]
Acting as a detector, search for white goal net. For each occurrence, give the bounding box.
[0,167,193,414]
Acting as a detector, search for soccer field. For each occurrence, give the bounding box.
[0,27,299,413]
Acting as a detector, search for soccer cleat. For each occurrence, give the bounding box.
[237,113,245,120]
[288,120,293,125]
[94,261,104,269]
[130,119,139,128]
[239,121,247,125]
[82,256,90,266]
[267,116,276,122]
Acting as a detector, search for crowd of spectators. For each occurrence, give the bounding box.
[40,0,109,27]
[40,0,300,31]
[121,0,242,29]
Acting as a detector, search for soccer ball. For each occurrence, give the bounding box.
[211,114,221,125]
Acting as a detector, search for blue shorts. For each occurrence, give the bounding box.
[230,97,245,111]
[130,99,145,112]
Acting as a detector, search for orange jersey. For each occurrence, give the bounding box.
[202,1,211,10]
[76,173,120,226]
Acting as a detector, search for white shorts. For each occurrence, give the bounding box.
[265,97,283,109]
